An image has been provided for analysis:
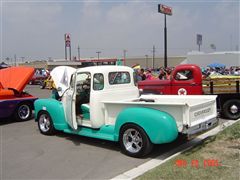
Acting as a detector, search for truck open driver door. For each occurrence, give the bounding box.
[61,73,78,130]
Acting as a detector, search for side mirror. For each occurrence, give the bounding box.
[57,87,62,92]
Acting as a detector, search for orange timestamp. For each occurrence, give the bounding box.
[175,159,221,168]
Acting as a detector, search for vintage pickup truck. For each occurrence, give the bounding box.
[34,66,218,157]
[0,66,38,120]
[138,64,240,120]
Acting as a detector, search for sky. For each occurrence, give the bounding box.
[0,0,239,62]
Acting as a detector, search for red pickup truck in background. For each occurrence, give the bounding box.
[138,64,240,120]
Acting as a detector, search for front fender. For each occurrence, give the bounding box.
[34,99,68,130]
[114,107,178,144]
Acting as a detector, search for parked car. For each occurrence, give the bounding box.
[0,66,38,121]
[39,76,54,89]
[34,66,218,157]
[29,68,49,85]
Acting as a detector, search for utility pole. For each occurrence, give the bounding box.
[77,45,80,60]
[152,45,155,68]
[14,54,17,66]
[96,51,101,60]
[123,49,127,60]
[123,49,127,65]
[145,54,148,68]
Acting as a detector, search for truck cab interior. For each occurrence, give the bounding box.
[76,72,91,120]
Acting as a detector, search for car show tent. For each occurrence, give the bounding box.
[180,51,240,68]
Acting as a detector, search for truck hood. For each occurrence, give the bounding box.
[0,66,34,93]
[50,66,76,96]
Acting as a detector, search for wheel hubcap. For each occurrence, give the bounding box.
[39,114,51,132]
[230,105,239,114]
[18,105,30,120]
[123,128,143,153]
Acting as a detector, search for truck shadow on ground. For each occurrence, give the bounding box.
[53,130,189,159]
[55,130,121,152]
[0,116,33,126]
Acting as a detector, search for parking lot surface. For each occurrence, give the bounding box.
[0,85,229,179]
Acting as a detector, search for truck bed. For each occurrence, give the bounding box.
[103,95,217,133]
[203,77,240,94]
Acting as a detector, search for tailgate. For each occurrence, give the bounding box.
[183,96,218,135]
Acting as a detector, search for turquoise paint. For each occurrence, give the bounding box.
[81,104,90,120]
[114,107,178,144]
[35,100,178,144]
[63,125,116,141]
[34,99,68,130]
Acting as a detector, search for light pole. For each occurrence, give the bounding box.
[96,51,101,60]
[158,4,172,68]
[77,45,80,60]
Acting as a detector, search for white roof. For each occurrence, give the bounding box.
[76,65,134,74]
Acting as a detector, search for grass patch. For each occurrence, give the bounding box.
[137,121,240,180]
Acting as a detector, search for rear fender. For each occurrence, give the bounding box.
[34,99,68,130]
[114,107,178,144]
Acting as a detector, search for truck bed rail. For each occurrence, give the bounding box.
[203,78,240,94]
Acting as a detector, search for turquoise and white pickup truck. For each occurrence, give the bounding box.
[34,66,218,157]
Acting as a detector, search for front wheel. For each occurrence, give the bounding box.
[15,103,32,121]
[37,111,56,135]
[120,124,153,158]
[223,99,240,120]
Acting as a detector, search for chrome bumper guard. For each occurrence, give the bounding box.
[183,118,219,137]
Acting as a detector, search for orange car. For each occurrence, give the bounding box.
[0,66,38,121]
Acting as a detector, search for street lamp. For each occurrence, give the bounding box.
[158,4,172,68]
[96,51,101,60]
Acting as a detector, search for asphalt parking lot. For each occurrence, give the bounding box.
[0,85,230,179]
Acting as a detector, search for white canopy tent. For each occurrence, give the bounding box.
[180,51,240,68]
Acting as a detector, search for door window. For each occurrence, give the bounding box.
[93,73,104,90]
[76,72,91,93]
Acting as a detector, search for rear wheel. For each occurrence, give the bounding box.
[37,111,56,135]
[223,99,240,120]
[15,103,32,121]
[120,124,153,158]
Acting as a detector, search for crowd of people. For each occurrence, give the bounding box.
[136,66,240,81]
[136,67,174,81]
[202,66,240,77]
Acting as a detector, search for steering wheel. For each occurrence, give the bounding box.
[76,83,84,94]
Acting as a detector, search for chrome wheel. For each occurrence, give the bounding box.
[39,114,51,132]
[223,99,240,120]
[123,128,143,153]
[230,105,238,114]
[18,104,31,120]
